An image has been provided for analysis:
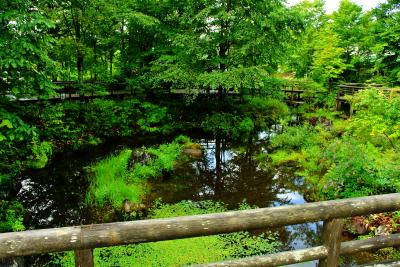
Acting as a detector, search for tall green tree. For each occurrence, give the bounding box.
[331,0,373,82]
[150,0,302,100]
[371,0,400,84]
[311,25,346,84]
[49,0,160,85]
[287,0,326,78]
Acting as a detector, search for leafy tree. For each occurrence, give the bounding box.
[151,0,302,100]
[287,0,326,77]
[311,25,346,84]
[0,0,56,96]
[370,0,400,84]
[331,0,368,82]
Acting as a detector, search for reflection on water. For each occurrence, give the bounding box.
[149,135,321,262]
[18,133,320,266]
[17,143,127,228]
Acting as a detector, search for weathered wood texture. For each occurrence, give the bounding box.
[318,219,344,267]
[1,193,400,258]
[356,260,400,267]
[195,233,400,267]
[340,233,400,254]
[74,249,94,267]
[192,246,327,267]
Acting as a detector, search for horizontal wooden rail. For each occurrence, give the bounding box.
[1,193,400,259]
[194,233,400,267]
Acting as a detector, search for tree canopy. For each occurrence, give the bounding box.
[1,0,400,97]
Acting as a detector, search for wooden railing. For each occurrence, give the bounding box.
[7,81,397,108]
[1,195,400,266]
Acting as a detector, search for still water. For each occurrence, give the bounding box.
[18,132,320,266]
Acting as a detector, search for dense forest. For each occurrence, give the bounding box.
[1,0,400,266]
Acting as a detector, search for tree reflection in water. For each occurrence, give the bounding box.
[150,134,321,253]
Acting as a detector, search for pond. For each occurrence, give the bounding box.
[17,132,321,266]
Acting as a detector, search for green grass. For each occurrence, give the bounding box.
[86,137,190,210]
[86,149,145,208]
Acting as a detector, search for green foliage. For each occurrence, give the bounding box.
[346,89,400,148]
[0,109,52,196]
[0,0,56,96]
[0,200,25,233]
[287,0,326,78]
[50,201,280,267]
[270,90,400,200]
[242,97,289,125]
[131,143,182,181]
[137,102,172,134]
[22,99,174,148]
[287,0,400,84]
[311,25,346,84]
[202,97,288,140]
[202,113,244,140]
[370,1,400,84]
[271,126,315,150]
[149,199,225,218]
[27,141,53,169]
[318,138,395,199]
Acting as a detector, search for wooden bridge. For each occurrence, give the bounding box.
[1,194,400,267]
[283,83,399,107]
[4,81,399,110]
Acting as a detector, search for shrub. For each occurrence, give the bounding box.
[0,200,25,233]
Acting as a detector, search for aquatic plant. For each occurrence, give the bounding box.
[86,137,191,210]
[86,149,144,209]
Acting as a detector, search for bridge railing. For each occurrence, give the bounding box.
[1,195,400,266]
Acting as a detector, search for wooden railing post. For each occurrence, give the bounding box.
[319,218,344,267]
[74,249,94,267]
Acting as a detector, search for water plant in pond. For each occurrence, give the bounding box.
[86,137,194,210]
[49,200,280,267]
[86,149,143,209]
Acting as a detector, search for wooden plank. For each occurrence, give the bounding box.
[193,246,327,267]
[356,260,400,267]
[341,233,400,254]
[74,249,94,267]
[318,219,343,267]
[0,194,400,258]
[196,233,400,267]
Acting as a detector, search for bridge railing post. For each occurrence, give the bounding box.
[318,218,344,267]
[74,248,94,267]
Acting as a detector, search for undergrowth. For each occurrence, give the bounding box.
[268,90,400,201]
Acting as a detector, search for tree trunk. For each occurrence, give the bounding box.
[94,40,97,81]
[218,43,227,105]
[110,50,113,78]
[74,8,84,84]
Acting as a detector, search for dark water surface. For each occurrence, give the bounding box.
[18,132,321,266]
